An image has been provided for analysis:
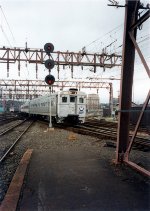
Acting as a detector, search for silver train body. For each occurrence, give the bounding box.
[21,89,86,123]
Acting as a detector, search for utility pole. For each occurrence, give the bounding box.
[116,0,139,162]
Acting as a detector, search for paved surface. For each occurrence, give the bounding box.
[18,148,149,211]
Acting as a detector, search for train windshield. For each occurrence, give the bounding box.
[70,96,75,102]
[62,96,67,103]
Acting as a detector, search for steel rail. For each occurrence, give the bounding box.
[0,117,20,126]
[0,121,34,163]
[0,119,27,136]
[85,120,149,133]
[74,124,117,135]
[38,119,150,149]
[57,123,150,150]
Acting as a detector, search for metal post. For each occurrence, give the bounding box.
[49,86,52,128]
[109,83,113,116]
[116,0,139,162]
[0,88,2,99]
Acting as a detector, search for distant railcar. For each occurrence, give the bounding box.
[130,106,150,127]
[86,94,100,112]
[21,88,87,124]
[9,107,14,112]
[0,106,4,113]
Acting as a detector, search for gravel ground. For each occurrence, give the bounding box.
[0,121,149,204]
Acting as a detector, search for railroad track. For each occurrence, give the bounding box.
[55,121,150,151]
[37,118,150,151]
[0,119,34,163]
[0,113,20,126]
[0,119,28,136]
[85,119,150,134]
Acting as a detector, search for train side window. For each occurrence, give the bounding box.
[79,98,84,103]
[62,96,67,103]
[51,101,55,106]
[70,96,75,102]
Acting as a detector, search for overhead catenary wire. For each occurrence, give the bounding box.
[0,25,12,46]
[0,5,16,43]
[81,23,123,52]
[82,12,149,56]
[81,23,150,82]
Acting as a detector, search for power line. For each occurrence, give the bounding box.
[0,25,12,46]
[83,17,149,55]
[82,23,123,51]
[0,5,16,44]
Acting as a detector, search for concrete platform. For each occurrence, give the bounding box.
[18,149,149,210]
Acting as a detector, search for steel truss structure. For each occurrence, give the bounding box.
[0,79,113,109]
[115,0,150,177]
[0,47,122,78]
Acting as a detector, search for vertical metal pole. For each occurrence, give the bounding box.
[49,86,52,128]
[116,0,139,162]
[109,83,113,116]
[15,81,16,100]
[36,52,38,79]
[1,88,3,110]
[29,101,30,117]
[71,54,73,78]
[28,81,29,99]
[57,52,60,79]
[18,53,20,77]
[7,50,9,78]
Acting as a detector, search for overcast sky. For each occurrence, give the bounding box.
[0,0,126,50]
[0,0,149,103]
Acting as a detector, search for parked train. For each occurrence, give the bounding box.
[20,89,87,124]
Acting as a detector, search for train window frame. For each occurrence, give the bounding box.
[70,96,75,103]
[62,96,67,103]
[79,97,84,103]
[51,101,55,106]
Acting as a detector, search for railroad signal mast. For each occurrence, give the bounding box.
[44,43,55,129]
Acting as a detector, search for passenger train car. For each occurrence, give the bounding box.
[21,89,87,123]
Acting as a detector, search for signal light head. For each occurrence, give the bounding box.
[44,43,54,55]
[45,74,55,85]
[45,59,55,69]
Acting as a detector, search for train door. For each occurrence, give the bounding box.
[69,95,77,114]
